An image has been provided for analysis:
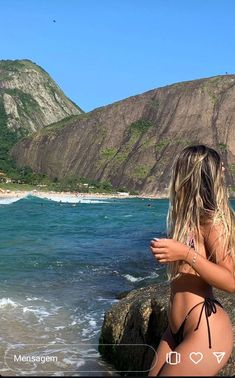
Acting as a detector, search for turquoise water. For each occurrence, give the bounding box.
[0,195,234,376]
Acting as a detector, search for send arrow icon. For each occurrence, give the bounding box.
[213,352,226,364]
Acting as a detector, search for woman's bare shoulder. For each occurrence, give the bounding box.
[199,219,210,239]
[199,216,221,239]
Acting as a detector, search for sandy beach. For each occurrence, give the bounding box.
[0,188,168,201]
[1,188,233,202]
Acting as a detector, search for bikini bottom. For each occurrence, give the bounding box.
[169,297,224,349]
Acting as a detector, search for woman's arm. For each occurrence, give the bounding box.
[150,221,235,293]
[184,221,235,293]
[185,246,235,293]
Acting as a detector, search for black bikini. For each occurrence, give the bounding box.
[169,228,224,349]
[170,297,224,348]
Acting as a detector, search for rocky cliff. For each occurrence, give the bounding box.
[98,283,234,376]
[11,75,235,195]
[0,59,82,136]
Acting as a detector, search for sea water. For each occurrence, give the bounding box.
[0,195,234,376]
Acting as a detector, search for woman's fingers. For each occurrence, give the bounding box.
[150,247,168,263]
[158,259,167,263]
[150,247,165,259]
[150,240,172,264]
[150,246,159,254]
[150,246,165,254]
[150,239,167,248]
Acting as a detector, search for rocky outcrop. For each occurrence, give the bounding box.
[0,59,82,135]
[98,283,235,376]
[11,74,235,195]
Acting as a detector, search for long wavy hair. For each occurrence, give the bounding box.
[166,144,235,282]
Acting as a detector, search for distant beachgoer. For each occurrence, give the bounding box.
[148,145,235,376]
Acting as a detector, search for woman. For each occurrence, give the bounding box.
[148,145,235,376]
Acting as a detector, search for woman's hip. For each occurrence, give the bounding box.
[182,298,234,351]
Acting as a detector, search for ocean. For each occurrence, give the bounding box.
[0,194,234,376]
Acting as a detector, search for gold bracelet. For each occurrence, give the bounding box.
[192,251,198,266]
[184,246,191,261]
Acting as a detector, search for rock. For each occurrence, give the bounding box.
[98,283,234,376]
[0,59,82,135]
[115,290,132,300]
[11,74,235,195]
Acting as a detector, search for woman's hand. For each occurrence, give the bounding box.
[150,238,187,264]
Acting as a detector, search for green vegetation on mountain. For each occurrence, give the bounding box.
[218,143,227,151]
[0,175,133,194]
[129,119,153,133]
[131,164,152,179]
[0,96,22,176]
[0,59,84,189]
[0,63,234,196]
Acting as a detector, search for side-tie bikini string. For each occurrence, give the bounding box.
[193,298,223,349]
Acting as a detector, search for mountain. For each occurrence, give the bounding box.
[0,59,82,136]
[0,59,83,177]
[11,74,235,195]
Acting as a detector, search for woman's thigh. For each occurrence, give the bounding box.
[148,325,177,377]
[158,305,234,376]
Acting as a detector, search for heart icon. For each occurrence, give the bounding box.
[189,352,203,364]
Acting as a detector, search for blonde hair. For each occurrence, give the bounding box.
[166,144,235,282]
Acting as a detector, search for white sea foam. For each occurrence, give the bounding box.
[0,298,19,308]
[22,302,63,323]
[79,199,109,204]
[54,325,66,330]
[84,314,98,322]
[22,306,51,323]
[79,348,100,358]
[62,357,85,368]
[0,192,110,205]
[97,296,119,304]
[81,328,90,336]
[97,296,109,302]
[0,196,26,205]
[25,296,40,301]
[122,271,159,282]
[32,193,109,204]
[51,372,66,376]
[88,320,97,327]
[122,274,140,282]
[109,299,119,304]
[71,312,100,341]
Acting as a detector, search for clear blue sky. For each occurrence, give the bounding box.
[1,0,234,112]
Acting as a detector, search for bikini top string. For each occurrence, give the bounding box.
[188,224,195,250]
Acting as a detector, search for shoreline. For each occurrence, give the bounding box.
[0,188,169,200]
[0,188,234,201]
